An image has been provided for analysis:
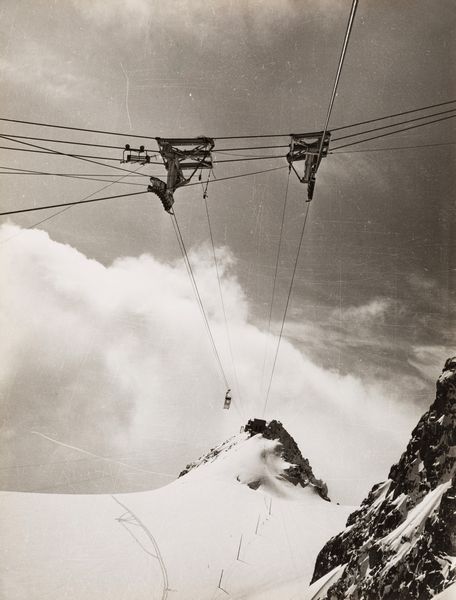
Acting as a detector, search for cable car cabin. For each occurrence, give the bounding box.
[287,131,331,200]
[122,144,151,165]
[223,388,232,410]
[245,418,267,436]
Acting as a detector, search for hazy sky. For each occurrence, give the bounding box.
[0,0,454,504]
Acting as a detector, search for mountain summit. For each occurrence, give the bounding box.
[309,357,456,600]
[180,418,330,500]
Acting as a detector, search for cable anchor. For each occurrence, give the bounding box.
[286,131,331,201]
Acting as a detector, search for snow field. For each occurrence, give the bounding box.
[1,434,352,600]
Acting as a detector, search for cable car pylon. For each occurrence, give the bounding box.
[148,137,214,213]
[286,131,331,200]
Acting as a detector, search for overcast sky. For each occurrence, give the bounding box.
[0,0,454,504]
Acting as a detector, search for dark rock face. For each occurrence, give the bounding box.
[258,419,330,501]
[388,356,456,504]
[311,358,456,599]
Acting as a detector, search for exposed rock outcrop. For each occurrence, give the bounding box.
[310,357,456,599]
[256,419,330,501]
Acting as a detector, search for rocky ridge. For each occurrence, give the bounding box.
[310,357,456,599]
[178,433,246,477]
[179,418,330,500]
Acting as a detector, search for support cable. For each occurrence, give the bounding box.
[1,105,453,161]
[169,214,204,319]
[202,173,244,416]
[168,214,225,394]
[2,106,454,158]
[5,166,145,239]
[170,209,230,391]
[0,166,148,177]
[0,166,147,186]
[0,134,148,174]
[214,98,456,142]
[0,117,154,140]
[214,155,285,164]
[0,142,281,165]
[331,107,456,144]
[0,98,454,142]
[260,0,357,415]
[2,107,452,184]
[262,202,311,417]
[259,169,291,403]
[214,99,456,139]
[10,110,451,220]
[331,98,456,132]
[0,190,148,216]
[0,144,162,164]
[0,166,289,216]
[185,165,287,188]
[0,133,127,151]
[331,113,456,151]
[316,0,359,165]
[216,144,288,152]
[330,140,456,154]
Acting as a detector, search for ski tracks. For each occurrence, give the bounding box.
[111,495,171,600]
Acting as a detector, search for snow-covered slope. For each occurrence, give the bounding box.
[1,426,352,600]
[434,582,456,599]
[309,357,456,600]
[180,419,330,500]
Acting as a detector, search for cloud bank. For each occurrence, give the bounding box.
[0,224,425,503]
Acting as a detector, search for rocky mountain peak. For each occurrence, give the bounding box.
[179,418,330,501]
[310,357,456,600]
[245,418,330,500]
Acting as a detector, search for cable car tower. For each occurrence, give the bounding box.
[148,137,214,213]
[286,131,331,201]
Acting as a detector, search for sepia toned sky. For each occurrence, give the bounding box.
[0,0,454,503]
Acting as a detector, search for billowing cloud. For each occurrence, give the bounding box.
[0,224,429,503]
